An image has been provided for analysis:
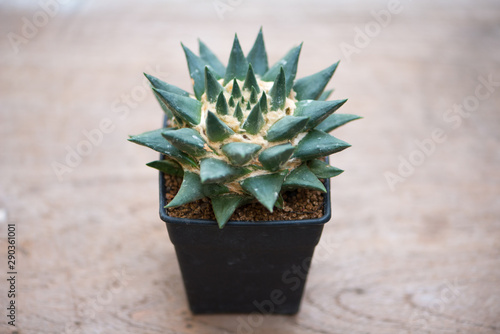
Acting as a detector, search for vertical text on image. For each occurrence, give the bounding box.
[6,223,17,327]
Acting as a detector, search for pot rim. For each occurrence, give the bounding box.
[158,166,331,227]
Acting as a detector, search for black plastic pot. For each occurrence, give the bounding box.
[158,169,331,314]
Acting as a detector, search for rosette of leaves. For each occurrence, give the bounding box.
[129,28,360,228]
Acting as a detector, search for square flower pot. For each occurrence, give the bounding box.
[158,169,331,314]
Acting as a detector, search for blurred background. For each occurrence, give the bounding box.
[0,0,499,333]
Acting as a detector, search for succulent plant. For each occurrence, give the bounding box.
[129,29,360,228]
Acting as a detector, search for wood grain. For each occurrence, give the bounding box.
[1,0,499,333]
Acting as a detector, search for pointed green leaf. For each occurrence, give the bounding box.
[246,101,251,110]
[206,110,234,142]
[283,164,326,192]
[242,102,264,135]
[166,171,204,208]
[270,67,286,111]
[153,88,202,125]
[228,96,235,107]
[240,171,288,212]
[222,142,261,165]
[259,92,268,113]
[211,194,247,228]
[233,102,243,122]
[200,158,249,184]
[294,99,347,130]
[246,27,269,76]
[242,64,260,93]
[293,129,351,160]
[152,90,174,120]
[146,159,184,176]
[162,128,206,157]
[224,34,248,85]
[198,39,225,78]
[258,143,295,172]
[266,116,309,142]
[145,74,188,122]
[318,89,334,101]
[231,79,242,98]
[308,159,344,178]
[205,67,224,103]
[144,73,190,97]
[181,43,206,100]
[128,129,170,153]
[315,113,362,132]
[250,86,258,103]
[215,92,229,115]
[262,44,302,95]
[128,129,197,167]
[293,62,339,100]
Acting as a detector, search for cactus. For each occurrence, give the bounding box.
[129,28,360,228]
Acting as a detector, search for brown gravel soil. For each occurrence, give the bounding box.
[164,174,326,222]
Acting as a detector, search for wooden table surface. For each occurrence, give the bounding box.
[1,0,499,333]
